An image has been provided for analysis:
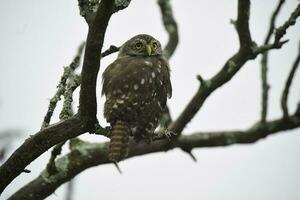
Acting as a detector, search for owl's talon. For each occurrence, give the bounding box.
[153,128,176,140]
[163,129,176,140]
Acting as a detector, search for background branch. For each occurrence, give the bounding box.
[260,0,285,122]
[169,0,254,134]
[281,40,300,117]
[41,42,85,129]
[157,0,179,59]
[169,0,298,135]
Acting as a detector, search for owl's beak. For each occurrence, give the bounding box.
[146,44,152,56]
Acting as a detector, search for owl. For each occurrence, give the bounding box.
[102,34,172,162]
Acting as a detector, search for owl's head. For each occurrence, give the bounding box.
[118,34,163,57]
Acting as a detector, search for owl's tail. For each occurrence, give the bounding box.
[108,120,130,162]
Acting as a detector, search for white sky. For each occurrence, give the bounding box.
[0,0,300,199]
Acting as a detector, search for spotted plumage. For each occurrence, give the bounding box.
[102,34,172,162]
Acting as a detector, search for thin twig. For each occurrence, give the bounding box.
[260,0,285,122]
[41,42,85,129]
[274,3,300,44]
[281,40,300,117]
[101,45,120,58]
[60,75,81,120]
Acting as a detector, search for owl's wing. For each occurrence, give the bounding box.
[102,61,118,96]
[157,58,172,108]
[102,57,153,97]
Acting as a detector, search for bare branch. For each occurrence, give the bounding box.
[0,116,86,194]
[60,75,81,120]
[236,0,253,50]
[274,3,300,44]
[169,0,300,134]
[78,0,115,128]
[260,0,285,123]
[100,45,120,58]
[41,42,85,129]
[264,0,286,44]
[47,74,81,175]
[157,0,179,59]
[78,0,131,25]
[281,40,300,117]
[9,114,300,200]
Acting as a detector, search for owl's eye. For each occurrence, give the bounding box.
[152,42,158,49]
[135,42,143,49]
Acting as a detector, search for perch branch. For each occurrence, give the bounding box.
[8,113,300,200]
[281,40,300,117]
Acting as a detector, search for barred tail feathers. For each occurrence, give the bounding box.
[109,120,130,162]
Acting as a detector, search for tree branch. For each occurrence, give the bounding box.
[281,40,300,117]
[41,42,85,129]
[100,45,120,58]
[157,0,179,59]
[78,0,115,129]
[260,0,285,123]
[0,116,86,194]
[168,0,298,134]
[274,3,300,44]
[9,113,300,200]
[236,0,253,51]
[169,0,254,134]
[0,0,131,193]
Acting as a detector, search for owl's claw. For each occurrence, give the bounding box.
[164,129,176,140]
[153,128,176,140]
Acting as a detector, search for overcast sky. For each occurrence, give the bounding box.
[0,0,300,200]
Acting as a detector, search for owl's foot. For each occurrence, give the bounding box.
[153,129,176,140]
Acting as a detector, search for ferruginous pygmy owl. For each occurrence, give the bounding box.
[102,34,172,162]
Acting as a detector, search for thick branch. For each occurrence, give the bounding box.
[281,40,300,117]
[236,0,253,50]
[0,116,86,194]
[78,0,115,128]
[9,114,300,200]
